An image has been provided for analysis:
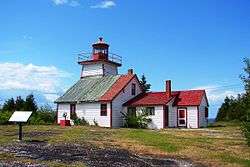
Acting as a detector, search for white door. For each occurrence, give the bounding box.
[178,109,187,127]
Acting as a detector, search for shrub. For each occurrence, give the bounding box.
[241,121,250,146]
[28,105,56,125]
[0,111,12,125]
[122,109,151,129]
[74,117,89,126]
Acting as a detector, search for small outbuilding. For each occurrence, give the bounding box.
[124,81,209,129]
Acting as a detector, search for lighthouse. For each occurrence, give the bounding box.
[78,37,122,78]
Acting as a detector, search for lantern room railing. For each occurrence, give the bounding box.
[77,52,122,65]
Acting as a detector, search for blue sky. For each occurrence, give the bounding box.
[0,0,249,118]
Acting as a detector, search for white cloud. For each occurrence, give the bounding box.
[69,0,80,7]
[91,0,116,9]
[0,62,71,102]
[51,0,80,7]
[192,85,243,103]
[52,0,68,5]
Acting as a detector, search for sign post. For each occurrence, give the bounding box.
[9,111,32,141]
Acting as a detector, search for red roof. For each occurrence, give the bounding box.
[100,74,136,101]
[124,90,206,107]
[123,92,173,106]
[172,90,206,106]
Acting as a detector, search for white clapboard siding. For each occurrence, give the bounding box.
[81,63,103,77]
[135,106,164,129]
[81,62,118,77]
[199,95,208,127]
[168,99,177,128]
[75,102,111,127]
[103,63,118,76]
[112,77,142,128]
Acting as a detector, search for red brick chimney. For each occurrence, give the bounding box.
[166,80,171,98]
[128,69,133,75]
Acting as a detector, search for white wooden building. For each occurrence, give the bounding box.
[55,38,209,129]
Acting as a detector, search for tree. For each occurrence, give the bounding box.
[216,58,250,122]
[140,74,151,92]
[24,94,38,112]
[240,57,250,94]
[15,96,25,111]
[2,98,15,112]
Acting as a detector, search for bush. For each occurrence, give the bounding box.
[74,117,89,126]
[122,109,151,129]
[0,111,12,125]
[28,105,56,125]
[241,121,250,146]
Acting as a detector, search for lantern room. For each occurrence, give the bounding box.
[77,37,122,78]
[92,37,109,61]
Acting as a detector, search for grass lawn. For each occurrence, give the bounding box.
[0,122,250,166]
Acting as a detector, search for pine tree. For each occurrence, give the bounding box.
[240,57,250,94]
[140,74,151,92]
[24,94,38,112]
[15,96,25,111]
[2,98,15,112]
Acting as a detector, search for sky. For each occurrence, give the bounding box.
[0,0,249,118]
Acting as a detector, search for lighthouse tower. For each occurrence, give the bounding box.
[78,37,122,78]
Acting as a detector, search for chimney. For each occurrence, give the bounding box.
[166,80,171,98]
[128,69,133,75]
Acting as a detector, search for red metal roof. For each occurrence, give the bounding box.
[172,90,206,106]
[124,90,206,107]
[123,92,174,106]
[100,74,136,101]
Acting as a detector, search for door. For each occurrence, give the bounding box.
[178,108,187,127]
[127,107,136,117]
[164,106,169,128]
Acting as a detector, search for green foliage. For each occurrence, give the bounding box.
[15,96,25,111]
[122,108,152,128]
[241,121,250,146]
[0,94,53,125]
[140,74,151,92]
[28,105,56,125]
[2,98,15,112]
[240,57,250,94]
[24,94,38,112]
[0,111,12,125]
[216,58,250,122]
[2,94,38,112]
[73,117,89,126]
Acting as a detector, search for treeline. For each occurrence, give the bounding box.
[216,58,250,146]
[216,58,250,122]
[0,94,56,125]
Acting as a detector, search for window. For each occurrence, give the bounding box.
[128,107,136,117]
[146,107,155,116]
[100,104,107,116]
[70,104,76,119]
[131,83,136,95]
[205,107,208,118]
